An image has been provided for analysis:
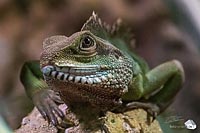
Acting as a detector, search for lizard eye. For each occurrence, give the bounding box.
[80,36,96,51]
[82,37,93,48]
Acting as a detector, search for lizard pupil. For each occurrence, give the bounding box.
[79,34,96,53]
[82,36,93,48]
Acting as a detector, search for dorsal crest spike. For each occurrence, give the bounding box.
[81,11,106,33]
[92,11,97,20]
[81,12,135,46]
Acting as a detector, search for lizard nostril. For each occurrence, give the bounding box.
[113,49,123,60]
[114,54,120,59]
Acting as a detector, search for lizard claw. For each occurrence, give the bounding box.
[146,108,158,124]
[126,101,160,124]
[32,89,74,129]
[56,118,76,130]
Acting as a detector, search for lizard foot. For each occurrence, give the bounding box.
[32,89,75,129]
[126,101,160,124]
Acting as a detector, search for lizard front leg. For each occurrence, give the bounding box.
[122,60,184,120]
[20,61,74,129]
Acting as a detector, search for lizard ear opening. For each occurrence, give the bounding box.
[43,35,67,50]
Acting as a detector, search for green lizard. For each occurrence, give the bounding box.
[20,12,184,129]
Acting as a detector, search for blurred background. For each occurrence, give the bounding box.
[0,0,200,132]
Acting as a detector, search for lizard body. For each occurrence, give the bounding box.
[20,12,184,129]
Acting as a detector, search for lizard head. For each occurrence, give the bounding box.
[40,30,133,91]
[40,12,134,108]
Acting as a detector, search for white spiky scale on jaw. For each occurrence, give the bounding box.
[68,75,74,81]
[107,73,113,79]
[93,77,101,83]
[87,78,93,84]
[100,75,107,81]
[74,76,81,83]
[56,72,64,79]
[81,77,87,84]
[42,65,106,85]
[51,71,58,77]
[41,65,54,76]
[64,73,69,80]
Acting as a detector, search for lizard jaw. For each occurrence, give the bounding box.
[41,65,124,109]
[41,65,113,85]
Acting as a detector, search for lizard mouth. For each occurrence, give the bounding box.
[41,64,114,85]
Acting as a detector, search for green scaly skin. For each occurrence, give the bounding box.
[20,12,185,129]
